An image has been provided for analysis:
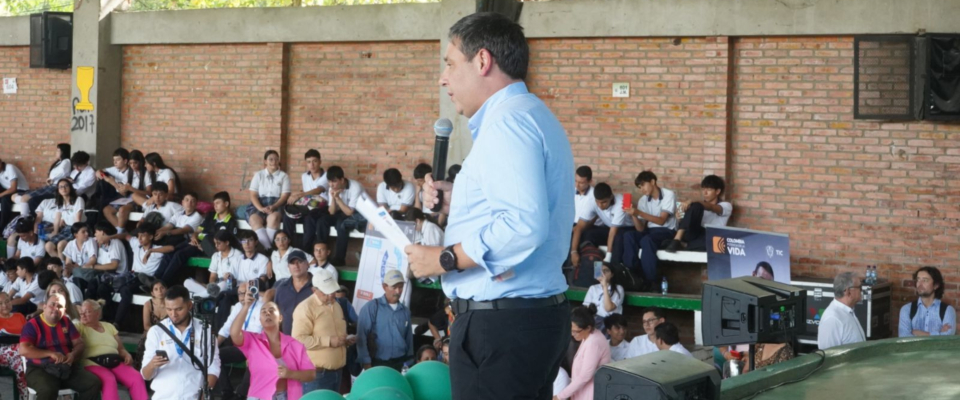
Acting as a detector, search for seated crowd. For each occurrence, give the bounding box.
[0,143,829,400]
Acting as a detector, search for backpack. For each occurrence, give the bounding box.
[909,299,949,321]
[607,260,644,292]
[573,242,603,287]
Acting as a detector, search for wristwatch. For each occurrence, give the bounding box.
[440,245,459,273]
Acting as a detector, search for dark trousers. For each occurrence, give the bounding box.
[214,290,239,333]
[97,180,122,207]
[156,241,205,287]
[12,302,36,316]
[216,343,250,400]
[623,227,676,281]
[678,202,708,251]
[450,301,570,400]
[283,206,327,252]
[115,278,143,326]
[26,363,102,400]
[580,225,635,266]
[0,185,20,229]
[318,211,367,265]
[371,357,407,373]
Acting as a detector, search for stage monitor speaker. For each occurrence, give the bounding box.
[702,276,806,347]
[30,12,72,70]
[594,350,720,400]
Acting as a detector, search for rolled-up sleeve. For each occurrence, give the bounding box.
[460,117,550,277]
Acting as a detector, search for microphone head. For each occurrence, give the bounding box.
[434,118,453,138]
[206,283,221,298]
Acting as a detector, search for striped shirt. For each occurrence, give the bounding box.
[20,314,79,365]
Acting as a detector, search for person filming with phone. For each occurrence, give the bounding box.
[140,285,220,400]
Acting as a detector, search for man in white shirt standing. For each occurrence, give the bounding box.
[623,171,677,292]
[142,285,220,400]
[818,272,866,350]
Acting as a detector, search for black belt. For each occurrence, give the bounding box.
[452,294,567,315]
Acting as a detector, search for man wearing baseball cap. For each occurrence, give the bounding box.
[357,269,413,372]
[269,249,315,335]
[292,268,352,392]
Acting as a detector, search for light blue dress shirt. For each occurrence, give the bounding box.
[898,298,957,337]
[442,82,574,301]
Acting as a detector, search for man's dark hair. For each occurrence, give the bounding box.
[635,171,658,186]
[3,259,16,273]
[643,306,666,320]
[404,207,425,222]
[37,270,58,291]
[701,175,725,197]
[182,192,199,201]
[915,266,945,299]
[164,285,192,303]
[16,258,36,275]
[654,322,681,346]
[70,151,91,166]
[754,261,774,279]
[304,149,321,160]
[383,168,404,189]
[136,223,159,237]
[94,220,117,236]
[237,230,257,241]
[112,147,130,160]
[213,191,231,204]
[327,166,345,181]
[576,166,593,181]
[448,12,529,81]
[151,181,169,194]
[593,183,613,201]
[603,313,628,331]
[413,163,432,180]
[571,305,597,330]
[14,218,33,234]
[46,257,63,269]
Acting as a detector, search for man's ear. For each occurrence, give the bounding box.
[475,48,495,76]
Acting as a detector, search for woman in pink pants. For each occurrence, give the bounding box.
[78,300,148,400]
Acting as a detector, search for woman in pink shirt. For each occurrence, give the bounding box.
[555,306,611,400]
[231,294,316,400]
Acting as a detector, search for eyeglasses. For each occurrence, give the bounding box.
[642,318,661,326]
[241,239,256,244]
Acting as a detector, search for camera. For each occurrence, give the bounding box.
[193,296,217,317]
[248,279,266,299]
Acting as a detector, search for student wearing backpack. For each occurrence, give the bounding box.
[899,266,956,337]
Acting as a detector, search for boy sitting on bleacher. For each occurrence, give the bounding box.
[156,191,240,288]
[112,223,173,327]
[138,182,183,229]
[154,191,203,247]
[663,175,732,252]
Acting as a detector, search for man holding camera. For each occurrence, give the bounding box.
[141,285,221,400]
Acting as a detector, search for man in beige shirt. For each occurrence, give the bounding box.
[292,269,354,392]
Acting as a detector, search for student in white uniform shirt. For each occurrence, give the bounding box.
[136,152,181,205]
[76,222,129,301]
[8,258,44,315]
[818,272,866,350]
[13,143,71,207]
[583,264,624,331]
[573,166,600,225]
[401,208,444,248]
[62,223,98,275]
[139,182,184,228]
[570,183,634,268]
[270,231,314,281]
[12,222,46,265]
[5,201,55,262]
[653,322,692,357]
[664,175,733,253]
[317,166,368,266]
[107,150,148,234]
[45,258,85,305]
[214,231,270,332]
[245,150,292,250]
[113,224,174,326]
[285,149,329,251]
[141,285,220,400]
[26,150,99,216]
[46,179,87,258]
[376,168,416,212]
[604,314,631,362]
[626,307,666,359]
[623,171,677,291]
[184,231,243,299]
[0,157,29,230]
[412,163,433,213]
[308,242,338,279]
[95,147,132,206]
[155,192,203,248]
[0,260,17,293]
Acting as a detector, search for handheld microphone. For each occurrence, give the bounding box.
[431,118,453,212]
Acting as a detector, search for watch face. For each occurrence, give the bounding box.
[440,250,456,270]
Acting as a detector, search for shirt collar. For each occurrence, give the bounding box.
[646,188,663,202]
[833,299,854,314]
[577,186,592,197]
[243,252,258,261]
[467,82,529,142]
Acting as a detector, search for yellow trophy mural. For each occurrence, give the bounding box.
[75,66,94,111]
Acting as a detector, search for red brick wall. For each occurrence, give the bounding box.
[730,36,960,311]
[527,37,730,201]
[286,42,439,190]
[121,43,285,200]
[0,47,72,187]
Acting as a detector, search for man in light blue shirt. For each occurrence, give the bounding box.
[405,12,573,400]
[899,266,956,337]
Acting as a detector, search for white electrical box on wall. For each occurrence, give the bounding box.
[612,82,629,98]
